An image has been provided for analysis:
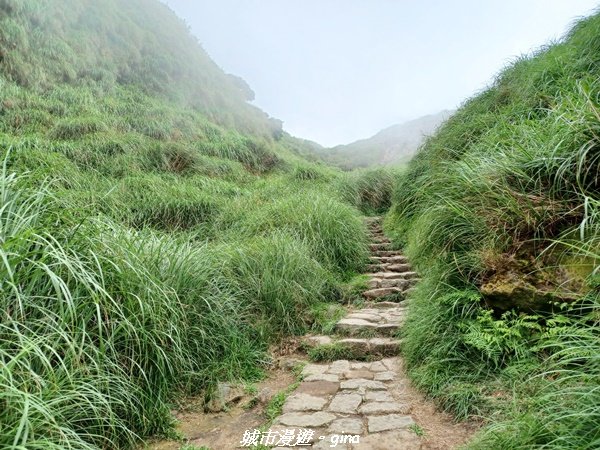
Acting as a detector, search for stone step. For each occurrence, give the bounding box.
[366,264,386,272]
[302,335,401,358]
[368,278,409,289]
[370,243,392,251]
[369,272,409,280]
[336,319,399,337]
[335,306,406,335]
[384,264,412,273]
[271,357,422,450]
[373,250,405,257]
[363,287,404,300]
[371,236,391,244]
[366,263,419,275]
[370,256,409,264]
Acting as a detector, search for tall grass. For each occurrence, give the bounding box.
[0,2,380,448]
[388,11,600,449]
[0,158,372,448]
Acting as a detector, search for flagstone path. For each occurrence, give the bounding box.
[265,217,467,449]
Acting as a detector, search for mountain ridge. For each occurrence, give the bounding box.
[316,110,453,169]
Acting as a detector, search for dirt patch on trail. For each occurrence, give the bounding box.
[388,359,480,450]
[146,365,297,450]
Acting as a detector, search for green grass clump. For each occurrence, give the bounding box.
[222,189,370,273]
[387,11,600,449]
[335,167,399,214]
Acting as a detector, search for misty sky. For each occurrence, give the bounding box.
[163,1,598,147]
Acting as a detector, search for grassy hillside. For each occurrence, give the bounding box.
[387,12,600,449]
[317,111,451,169]
[0,1,398,448]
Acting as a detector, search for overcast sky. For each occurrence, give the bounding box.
[163,1,598,146]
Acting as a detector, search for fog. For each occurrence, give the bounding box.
[163,0,598,147]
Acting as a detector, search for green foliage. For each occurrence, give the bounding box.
[335,167,399,214]
[0,0,280,138]
[309,302,347,334]
[388,11,600,449]
[0,1,407,449]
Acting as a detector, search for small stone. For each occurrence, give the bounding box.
[328,417,365,435]
[342,369,374,380]
[278,411,337,427]
[381,358,400,371]
[280,357,304,371]
[351,362,371,370]
[338,338,369,355]
[365,390,395,402]
[374,371,396,381]
[370,361,387,372]
[348,312,382,322]
[296,381,340,397]
[328,392,363,414]
[359,401,410,414]
[363,287,402,299]
[370,272,404,280]
[257,387,272,404]
[370,301,401,308]
[302,364,328,377]
[205,382,243,412]
[381,279,408,289]
[282,393,328,413]
[303,335,333,348]
[327,360,351,374]
[369,338,400,355]
[340,379,387,390]
[305,373,339,382]
[376,323,400,335]
[336,318,379,333]
[398,271,419,279]
[368,279,381,289]
[368,414,415,432]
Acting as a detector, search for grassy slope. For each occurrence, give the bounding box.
[0,1,398,449]
[388,12,600,449]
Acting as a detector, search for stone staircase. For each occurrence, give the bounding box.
[268,217,423,449]
[301,217,418,358]
[363,217,419,301]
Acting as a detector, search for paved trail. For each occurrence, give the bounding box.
[267,217,471,450]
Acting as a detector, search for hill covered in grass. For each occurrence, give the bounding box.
[387,11,600,449]
[316,110,452,169]
[0,1,398,448]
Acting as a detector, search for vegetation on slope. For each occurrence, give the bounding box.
[387,12,600,449]
[0,1,398,448]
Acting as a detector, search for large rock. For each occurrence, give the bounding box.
[359,401,410,414]
[328,392,363,414]
[368,414,415,432]
[205,382,244,412]
[282,393,328,413]
[328,417,365,435]
[363,287,402,299]
[481,277,579,312]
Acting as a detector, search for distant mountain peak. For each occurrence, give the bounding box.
[317,110,453,169]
